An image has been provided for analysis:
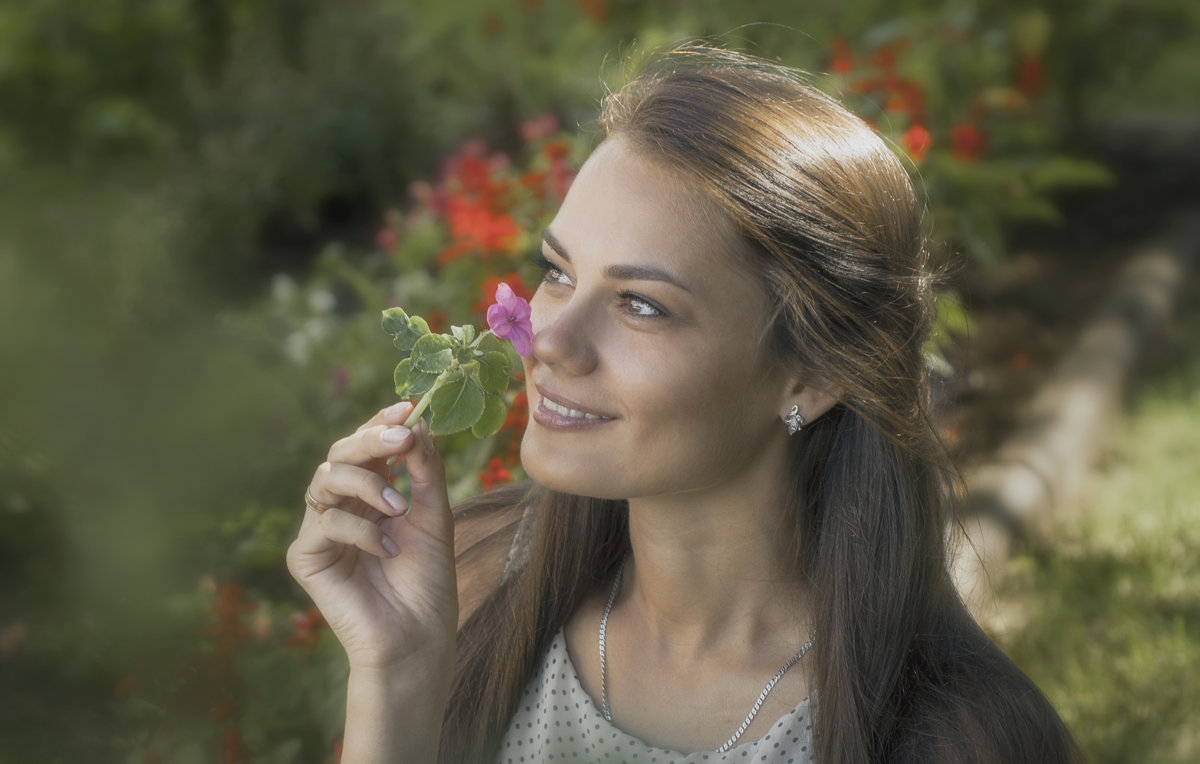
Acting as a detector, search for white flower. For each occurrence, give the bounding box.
[308,288,336,313]
[284,332,310,365]
[271,273,298,303]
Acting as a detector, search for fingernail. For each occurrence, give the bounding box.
[382,486,408,514]
[419,421,436,455]
[381,534,399,557]
[382,426,410,444]
[385,401,408,418]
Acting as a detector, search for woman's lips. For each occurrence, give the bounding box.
[530,388,616,431]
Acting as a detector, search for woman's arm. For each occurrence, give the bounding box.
[287,402,459,763]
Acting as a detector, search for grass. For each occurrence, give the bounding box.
[998,278,1200,763]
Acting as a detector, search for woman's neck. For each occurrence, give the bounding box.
[622,473,810,659]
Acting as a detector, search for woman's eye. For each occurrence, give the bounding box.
[544,266,573,287]
[534,252,573,287]
[619,293,666,318]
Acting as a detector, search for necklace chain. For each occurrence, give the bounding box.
[597,561,815,754]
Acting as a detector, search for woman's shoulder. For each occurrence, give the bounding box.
[452,482,534,627]
[891,613,1084,764]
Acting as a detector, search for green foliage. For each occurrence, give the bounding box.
[4,1,1197,759]
[383,306,520,437]
[1000,288,1200,763]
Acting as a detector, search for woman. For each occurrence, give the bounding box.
[288,46,1082,763]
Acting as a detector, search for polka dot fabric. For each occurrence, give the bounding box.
[497,631,815,763]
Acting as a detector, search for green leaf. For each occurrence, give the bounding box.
[411,333,455,374]
[394,358,439,398]
[1028,157,1114,192]
[477,351,511,394]
[381,308,431,353]
[450,324,477,345]
[472,393,509,438]
[476,333,505,354]
[429,375,485,435]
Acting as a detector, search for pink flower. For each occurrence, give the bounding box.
[486,282,533,357]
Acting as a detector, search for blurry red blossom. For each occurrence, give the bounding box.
[436,197,522,264]
[375,226,398,253]
[830,38,854,75]
[478,458,512,489]
[331,365,350,396]
[520,113,559,143]
[288,607,327,649]
[903,125,932,163]
[1016,55,1046,100]
[503,390,529,434]
[577,0,607,23]
[951,123,987,161]
[219,724,250,764]
[208,584,256,654]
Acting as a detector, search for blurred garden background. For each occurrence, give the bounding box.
[1,1,1198,761]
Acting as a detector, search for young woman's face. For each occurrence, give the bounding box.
[519,139,798,502]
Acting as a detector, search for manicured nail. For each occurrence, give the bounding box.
[418,420,435,455]
[382,426,410,444]
[380,534,399,557]
[382,486,408,514]
[385,401,408,418]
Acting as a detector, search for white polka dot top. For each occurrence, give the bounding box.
[497,630,816,763]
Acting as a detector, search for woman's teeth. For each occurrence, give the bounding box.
[543,397,608,420]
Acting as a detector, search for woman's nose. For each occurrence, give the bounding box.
[528,294,599,376]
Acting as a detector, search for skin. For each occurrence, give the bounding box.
[288,137,837,760]
[526,138,837,751]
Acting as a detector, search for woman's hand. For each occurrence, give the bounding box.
[286,401,458,675]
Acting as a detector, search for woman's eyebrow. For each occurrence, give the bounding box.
[542,229,692,293]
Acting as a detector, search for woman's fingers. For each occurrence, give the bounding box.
[288,506,400,580]
[327,423,415,467]
[400,420,453,535]
[356,400,414,433]
[311,461,409,518]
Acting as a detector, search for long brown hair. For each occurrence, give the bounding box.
[441,45,1081,763]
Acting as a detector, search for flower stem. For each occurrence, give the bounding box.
[403,367,455,428]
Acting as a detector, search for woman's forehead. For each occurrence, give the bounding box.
[550,139,759,290]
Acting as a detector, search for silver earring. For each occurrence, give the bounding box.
[784,405,805,436]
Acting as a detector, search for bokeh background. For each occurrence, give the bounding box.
[1,1,1198,761]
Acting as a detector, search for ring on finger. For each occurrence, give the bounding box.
[304,489,337,515]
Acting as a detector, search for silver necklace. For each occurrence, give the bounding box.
[597,561,816,754]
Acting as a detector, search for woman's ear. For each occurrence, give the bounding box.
[779,376,840,429]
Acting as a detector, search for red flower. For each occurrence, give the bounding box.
[1016,55,1046,100]
[502,390,529,434]
[830,38,854,75]
[902,124,932,163]
[520,113,559,143]
[870,40,906,72]
[288,607,327,649]
[219,724,250,764]
[950,123,987,161]
[324,739,345,764]
[577,0,607,23]
[208,583,256,654]
[478,458,512,490]
[426,309,447,334]
[375,226,398,253]
[883,79,926,123]
[331,365,350,396]
[114,673,139,700]
[436,196,522,264]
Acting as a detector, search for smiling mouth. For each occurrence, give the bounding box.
[540,396,614,421]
